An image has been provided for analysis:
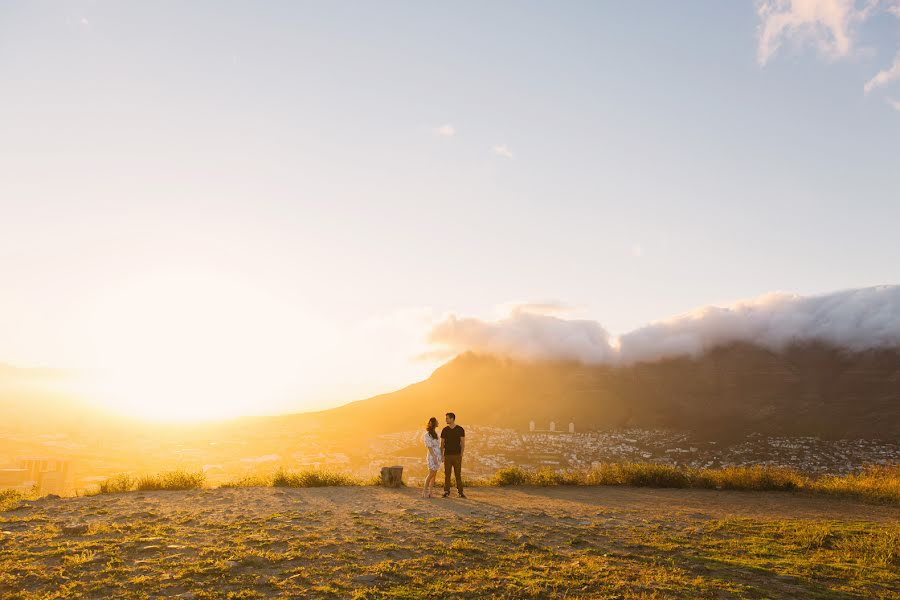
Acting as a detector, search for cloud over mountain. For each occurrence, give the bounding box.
[428,285,900,365]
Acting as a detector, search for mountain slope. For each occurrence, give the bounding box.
[296,342,900,440]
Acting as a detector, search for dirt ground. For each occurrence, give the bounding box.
[1,486,898,598]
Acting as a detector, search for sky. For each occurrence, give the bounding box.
[1,1,899,418]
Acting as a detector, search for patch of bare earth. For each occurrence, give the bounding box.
[1,486,897,598]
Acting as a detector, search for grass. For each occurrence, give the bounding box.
[93,470,205,493]
[1,484,896,599]
[0,488,30,511]
[52,463,900,503]
[486,463,898,503]
[272,468,362,488]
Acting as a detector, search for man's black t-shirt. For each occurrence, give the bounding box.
[441,425,465,455]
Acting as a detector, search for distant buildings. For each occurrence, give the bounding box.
[526,420,576,434]
[0,457,72,495]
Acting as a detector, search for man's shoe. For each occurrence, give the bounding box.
[441,491,450,498]
[458,492,467,498]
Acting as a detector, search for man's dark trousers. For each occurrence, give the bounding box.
[444,454,463,494]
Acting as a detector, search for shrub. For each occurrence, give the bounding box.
[695,465,803,491]
[272,468,360,488]
[135,470,206,491]
[584,463,690,488]
[490,467,530,486]
[219,475,271,488]
[0,488,29,511]
[99,473,136,494]
[809,465,900,503]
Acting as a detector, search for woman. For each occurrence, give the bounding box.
[423,417,442,498]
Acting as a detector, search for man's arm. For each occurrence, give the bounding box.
[440,438,445,456]
[460,435,465,457]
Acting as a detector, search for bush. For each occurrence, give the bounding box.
[99,473,136,494]
[219,475,272,488]
[135,470,206,491]
[0,488,29,511]
[809,465,900,503]
[490,467,530,486]
[272,468,361,488]
[693,465,803,491]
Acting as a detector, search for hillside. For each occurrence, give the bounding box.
[295,342,900,440]
[1,485,897,598]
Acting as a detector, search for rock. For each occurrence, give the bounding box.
[353,574,378,584]
[41,494,61,501]
[61,523,89,536]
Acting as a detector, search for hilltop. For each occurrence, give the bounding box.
[1,485,897,598]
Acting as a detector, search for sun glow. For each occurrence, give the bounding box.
[82,274,313,422]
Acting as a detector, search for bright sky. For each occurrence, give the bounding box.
[1,2,899,419]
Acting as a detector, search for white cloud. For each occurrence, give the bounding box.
[80,17,89,25]
[756,0,871,66]
[427,285,900,365]
[427,311,616,364]
[492,144,513,159]
[864,53,900,93]
[435,124,455,137]
[757,1,900,100]
[889,97,900,109]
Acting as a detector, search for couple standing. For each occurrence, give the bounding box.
[422,412,466,498]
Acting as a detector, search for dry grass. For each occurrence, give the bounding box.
[1,486,896,599]
[271,468,361,488]
[86,463,899,504]
[809,465,900,503]
[134,470,206,491]
[487,463,898,503]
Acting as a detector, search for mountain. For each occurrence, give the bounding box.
[292,342,900,440]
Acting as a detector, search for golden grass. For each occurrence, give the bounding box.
[271,468,362,488]
[71,463,900,503]
[808,465,900,503]
[487,463,899,503]
[134,470,206,491]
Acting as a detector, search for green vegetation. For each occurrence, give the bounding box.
[0,488,30,511]
[98,473,136,494]
[487,463,898,503]
[271,468,361,488]
[809,465,900,503]
[135,470,206,491]
[0,485,896,599]
[93,470,205,493]
[84,463,898,504]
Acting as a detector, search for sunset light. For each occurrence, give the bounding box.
[82,273,311,421]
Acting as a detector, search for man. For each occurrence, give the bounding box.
[440,412,466,498]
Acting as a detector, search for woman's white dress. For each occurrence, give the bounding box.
[424,431,442,471]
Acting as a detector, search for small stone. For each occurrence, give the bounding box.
[353,574,377,584]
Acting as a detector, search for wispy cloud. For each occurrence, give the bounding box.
[757,1,900,99]
[492,144,513,159]
[756,0,870,66]
[435,124,455,137]
[888,97,900,109]
[865,53,900,93]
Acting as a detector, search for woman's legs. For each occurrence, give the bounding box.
[424,469,437,497]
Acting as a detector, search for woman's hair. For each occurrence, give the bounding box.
[426,417,439,439]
